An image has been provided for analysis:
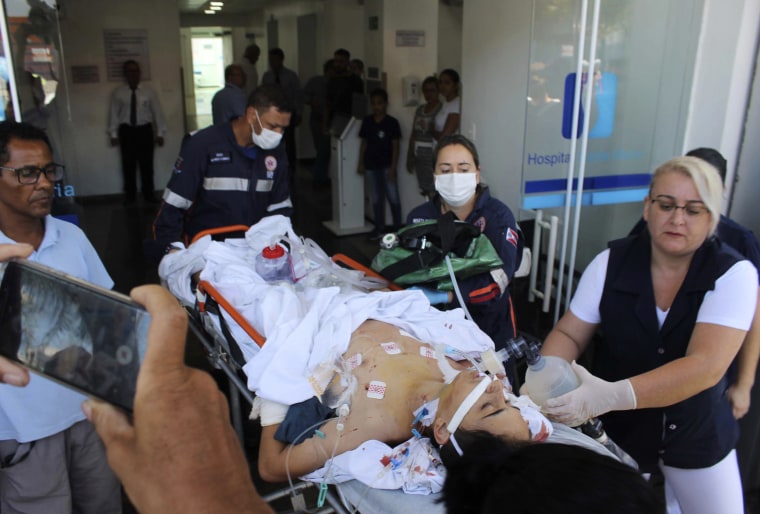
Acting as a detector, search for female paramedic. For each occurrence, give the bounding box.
[539,156,757,514]
[406,135,522,381]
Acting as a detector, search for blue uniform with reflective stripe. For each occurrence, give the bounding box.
[147,122,292,262]
[406,187,521,352]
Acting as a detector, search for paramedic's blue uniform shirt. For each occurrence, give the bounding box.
[406,187,521,353]
[147,122,292,262]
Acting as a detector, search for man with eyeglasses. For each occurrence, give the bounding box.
[0,121,121,513]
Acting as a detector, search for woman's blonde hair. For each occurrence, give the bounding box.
[649,156,723,235]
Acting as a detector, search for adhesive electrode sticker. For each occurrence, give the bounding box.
[367,381,387,399]
[381,342,401,355]
[420,346,436,359]
[347,353,362,370]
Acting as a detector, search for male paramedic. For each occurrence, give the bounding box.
[0,122,121,513]
[146,84,293,263]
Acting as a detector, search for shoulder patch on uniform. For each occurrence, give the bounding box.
[506,227,519,247]
[265,155,277,172]
[173,156,183,174]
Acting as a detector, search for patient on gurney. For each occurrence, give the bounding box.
[253,320,625,496]
[159,215,622,495]
[256,319,545,484]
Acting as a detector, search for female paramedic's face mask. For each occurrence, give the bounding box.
[435,172,478,207]
[251,110,283,150]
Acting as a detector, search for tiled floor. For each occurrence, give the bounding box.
[74,160,760,513]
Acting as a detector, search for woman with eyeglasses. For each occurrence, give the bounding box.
[538,156,756,514]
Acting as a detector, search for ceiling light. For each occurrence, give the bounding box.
[210,1,224,5]
[204,9,215,13]
[210,5,222,10]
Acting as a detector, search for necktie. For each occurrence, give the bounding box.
[129,87,137,126]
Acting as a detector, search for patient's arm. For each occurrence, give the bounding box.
[258,417,377,482]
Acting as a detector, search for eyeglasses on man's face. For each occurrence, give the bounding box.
[0,163,64,185]
[650,196,709,217]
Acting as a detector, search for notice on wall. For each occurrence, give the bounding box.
[395,30,425,47]
[103,29,150,82]
[71,65,100,84]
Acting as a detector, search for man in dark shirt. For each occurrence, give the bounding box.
[357,88,401,237]
[325,48,364,134]
[145,85,293,264]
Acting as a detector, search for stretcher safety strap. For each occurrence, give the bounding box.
[446,375,492,434]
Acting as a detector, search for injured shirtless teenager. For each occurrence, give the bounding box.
[257,319,548,483]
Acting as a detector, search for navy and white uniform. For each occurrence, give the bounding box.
[591,232,751,472]
[147,122,292,262]
[406,186,522,352]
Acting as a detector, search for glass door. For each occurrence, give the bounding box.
[522,0,700,320]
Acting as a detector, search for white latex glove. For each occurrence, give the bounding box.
[542,361,637,427]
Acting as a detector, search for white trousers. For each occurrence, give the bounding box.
[660,449,744,514]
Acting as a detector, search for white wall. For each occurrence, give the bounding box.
[461,0,531,214]
[684,0,760,211]
[731,45,760,234]
[437,1,462,73]
[380,0,440,219]
[322,0,366,65]
[55,0,183,196]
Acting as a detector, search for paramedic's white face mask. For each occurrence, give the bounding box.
[435,172,477,207]
[251,110,283,150]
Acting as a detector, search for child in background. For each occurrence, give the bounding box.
[358,88,402,239]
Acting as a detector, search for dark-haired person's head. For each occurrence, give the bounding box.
[431,372,530,468]
[369,88,388,103]
[243,44,260,64]
[422,76,439,104]
[224,64,245,88]
[0,121,59,222]
[247,84,293,114]
[0,121,52,166]
[369,88,388,117]
[439,69,460,101]
[244,85,293,146]
[433,135,480,169]
[333,48,351,74]
[268,48,285,71]
[123,60,141,89]
[686,147,727,183]
[334,48,351,60]
[441,434,664,514]
[350,58,364,76]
